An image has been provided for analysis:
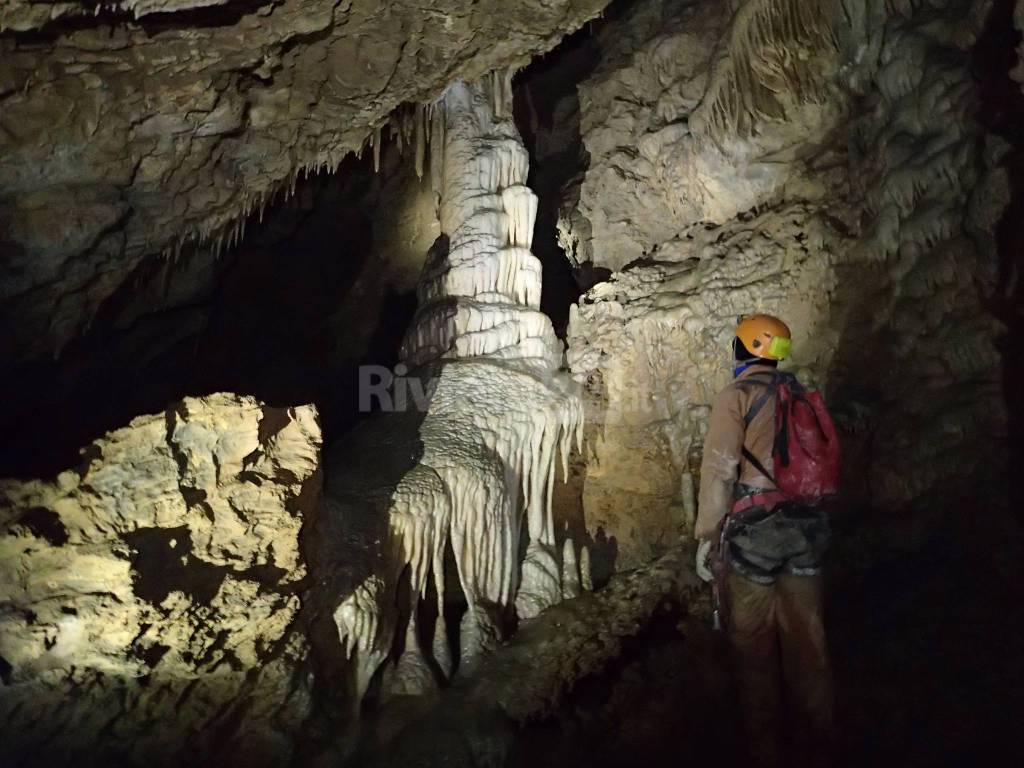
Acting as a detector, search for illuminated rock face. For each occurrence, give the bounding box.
[563,0,1009,566]
[0,394,321,766]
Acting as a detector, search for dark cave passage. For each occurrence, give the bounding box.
[512,24,596,337]
[0,135,428,478]
[977,0,1024,512]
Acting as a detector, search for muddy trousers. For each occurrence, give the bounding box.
[727,571,835,768]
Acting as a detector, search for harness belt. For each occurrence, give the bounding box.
[731,490,789,515]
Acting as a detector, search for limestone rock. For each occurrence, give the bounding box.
[560,0,844,271]
[0,393,322,766]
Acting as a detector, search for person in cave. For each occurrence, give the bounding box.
[693,315,835,768]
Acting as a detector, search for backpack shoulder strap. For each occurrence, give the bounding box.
[743,386,773,427]
[736,372,778,427]
[741,446,776,484]
[775,370,802,392]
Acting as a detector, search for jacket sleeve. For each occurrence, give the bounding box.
[695,386,745,540]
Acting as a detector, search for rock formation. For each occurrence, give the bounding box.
[0,394,322,766]
[309,78,584,717]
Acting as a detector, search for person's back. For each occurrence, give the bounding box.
[695,362,781,542]
[695,315,835,768]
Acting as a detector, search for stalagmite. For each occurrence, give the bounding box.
[433,615,453,681]
[680,471,697,531]
[580,546,594,592]
[382,610,437,699]
[517,542,563,618]
[562,537,582,599]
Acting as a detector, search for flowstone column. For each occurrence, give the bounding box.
[400,79,576,621]
[320,78,584,710]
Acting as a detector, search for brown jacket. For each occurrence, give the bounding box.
[695,364,778,540]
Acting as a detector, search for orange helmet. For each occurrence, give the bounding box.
[736,314,792,360]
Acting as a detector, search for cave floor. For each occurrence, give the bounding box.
[829,535,1024,767]
[509,533,1024,768]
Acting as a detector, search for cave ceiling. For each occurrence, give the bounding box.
[0,0,609,362]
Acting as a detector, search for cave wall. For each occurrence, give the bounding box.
[562,0,1010,567]
[0,394,321,767]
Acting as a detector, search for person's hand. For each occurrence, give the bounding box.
[696,539,714,583]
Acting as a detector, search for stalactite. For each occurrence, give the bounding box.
[692,0,841,144]
[415,102,426,180]
[394,116,404,155]
[504,65,517,114]
[430,99,446,195]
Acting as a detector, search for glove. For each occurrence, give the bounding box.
[696,539,714,583]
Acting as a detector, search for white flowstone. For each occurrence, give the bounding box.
[501,184,540,249]
[562,0,1007,566]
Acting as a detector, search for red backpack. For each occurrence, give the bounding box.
[740,372,842,505]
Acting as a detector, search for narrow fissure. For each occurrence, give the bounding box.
[512,27,598,338]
